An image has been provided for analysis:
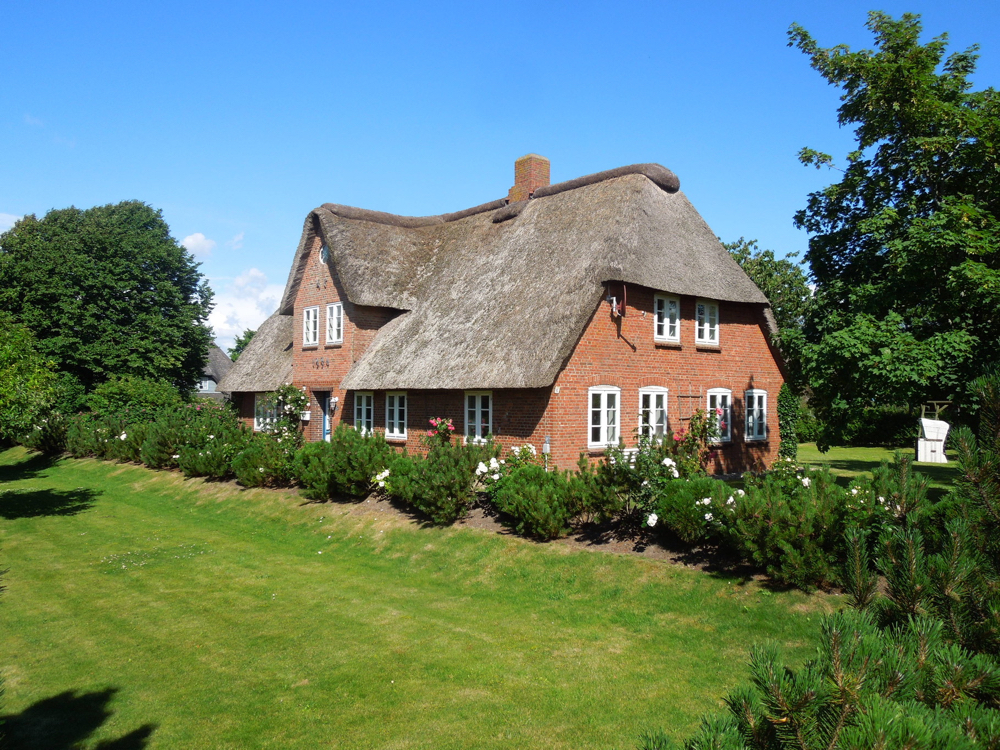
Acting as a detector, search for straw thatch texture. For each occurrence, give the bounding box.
[204,344,233,386]
[263,164,772,392]
[215,311,293,393]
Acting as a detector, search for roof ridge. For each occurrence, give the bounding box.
[317,163,680,229]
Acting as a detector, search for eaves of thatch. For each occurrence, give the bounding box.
[204,344,233,385]
[216,311,293,393]
[271,163,770,392]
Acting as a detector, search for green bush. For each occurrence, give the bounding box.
[649,477,730,545]
[777,383,798,460]
[232,434,297,488]
[326,425,393,498]
[85,375,183,423]
[19,412,69,454]
[385,442,493,525]
[841,404,917,447]
[292,441,340,500]
[492,464,582,539]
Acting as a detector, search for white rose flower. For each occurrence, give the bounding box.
[736,489,745,497]
[704,513,714,522]
[726,496,735,506]
[701,498,711,506]
[491,473,500,481]
[670,467,679,478]
[119,432,127,441]
[801,477,811,488]
[661,457,676,467]
[647,513,658,527]
[489,457,499,470]
[851,488,859,496]
[476,462,488,476]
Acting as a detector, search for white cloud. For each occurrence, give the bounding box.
[182,232,217,258]
[0,213,22,232]
[227,232,245,251]
[208,267,284,351]
[24,113,43,127]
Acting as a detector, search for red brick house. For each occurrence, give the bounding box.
[219,156,786,473]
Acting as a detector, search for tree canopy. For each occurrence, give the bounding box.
[789,12,1000,441]
[0,201,214,402]
[228,329,256,362]
[0,314,59,442]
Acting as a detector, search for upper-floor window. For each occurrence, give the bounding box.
[386,392,407,440]
[696,300,719,345]
[354,391,374,435]
[326,303,343,344]
[303,306,319,346]
[707,388,732,443]
[589,386,620,449]
[254,393,277,432]
[320,244,330,263]
[639,387,668,439]
[654,295,680,343]
[746,389,767,441]
[465,392,492,443]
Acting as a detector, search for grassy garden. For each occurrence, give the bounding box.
[0,445,834,750]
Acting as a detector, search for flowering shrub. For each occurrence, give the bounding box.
[255,384,308,449]
[424,417,456,445]
[649,476,732,545]
[231,433,296,488]
[20,412,68,454]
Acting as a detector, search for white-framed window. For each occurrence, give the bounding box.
[354,391,374,435]
[638,387,669,439]
[303,306,320,346]
[385,392,407,440]
[707,388,732,443]
[465,392,492,443]
[326,302,343,344]
[253,393,277,432]
[653,294,680,343]
[589,386,621,449]
[746,389,767,441]
[696,300,719,345]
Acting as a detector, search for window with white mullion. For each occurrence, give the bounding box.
[696,300,719,345]
[465,392,492,443]
[326,303,343,344]
[639,387,669,439]
[589,386,620,448]
[303,306,320,346]
[385,392,407,440]
[707,388,732,443]
[354,392,374,435]
[653,295,680,342]
[253,393,277,432]
[745,389,767,441]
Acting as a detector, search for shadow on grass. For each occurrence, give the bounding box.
[0,487,100,520]
[1,688,156,750]
[0,451,60,484]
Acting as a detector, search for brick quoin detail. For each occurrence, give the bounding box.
[234,231,786,475]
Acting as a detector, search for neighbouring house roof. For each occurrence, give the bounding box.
[223,163,774,393]
[203,344,233,386]
[216,312,293,393]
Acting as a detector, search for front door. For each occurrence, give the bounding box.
[318,392,332,441]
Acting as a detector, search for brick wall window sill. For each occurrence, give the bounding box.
[654,341,682,349]
[324,343,343,349]
[696,344,721,352]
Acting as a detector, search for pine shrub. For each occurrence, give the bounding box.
[384,442,492,525]
[293,441,339,500]
[492,464,582,539]
[231,434,297,488]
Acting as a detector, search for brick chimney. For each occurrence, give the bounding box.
[507,154,550,202]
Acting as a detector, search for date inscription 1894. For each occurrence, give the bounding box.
[313,358,331,369]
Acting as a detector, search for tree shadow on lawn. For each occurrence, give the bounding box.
[0,487,100,520]
[2,687,156,750]
[0,451,61,485]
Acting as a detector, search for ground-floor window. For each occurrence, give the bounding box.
[745,389,767,441]
[707,388,732,443]
[638,387,668,439]
[386,392,407,440]
[589,386,621,448]
[465,392,492,443]
[253,393,277,432]
[354,391,374,435]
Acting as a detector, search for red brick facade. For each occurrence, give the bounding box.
[236,232,785,474]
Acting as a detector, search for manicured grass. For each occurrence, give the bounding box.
[0,447,835,749]
[798,443,959,498]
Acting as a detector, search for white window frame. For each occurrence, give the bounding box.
[326,302,343,345]
[253,393,277,432]
[465,391,492,444]
[303,306,320,346]
[746,389,768,442]
[653,294,680,343]
[707,388,732,443]
[695,299,720,345]
[354,391,374,435]
[385,391,407,441]
[638,386,669,440]
[588,386,621,449]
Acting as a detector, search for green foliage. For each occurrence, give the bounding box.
[292,425,393,500]
[777,384,798,460]
[228,328,256,361]
[491,464,582,539]
[85,375,183,423]
[255,384,308,449]
[0,201,214,395]
[789,13,1000,440]
[176,410,250,480]
[0,313,59,441]
[231,433,297,488]
[649,477,729,545]
[19,412,69,455]
[385,442,493,525]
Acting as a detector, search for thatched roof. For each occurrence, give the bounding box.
[234,163,772,393]
[203,344,233,384]
[215,312,293,393]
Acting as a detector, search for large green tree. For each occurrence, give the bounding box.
[0,314,59,442]
[0,201,213,400]
[790,12,1000,441]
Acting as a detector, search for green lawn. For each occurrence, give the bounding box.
[798,443,959,499]
[0,447,835,750]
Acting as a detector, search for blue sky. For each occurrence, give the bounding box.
[3,1,998,349]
